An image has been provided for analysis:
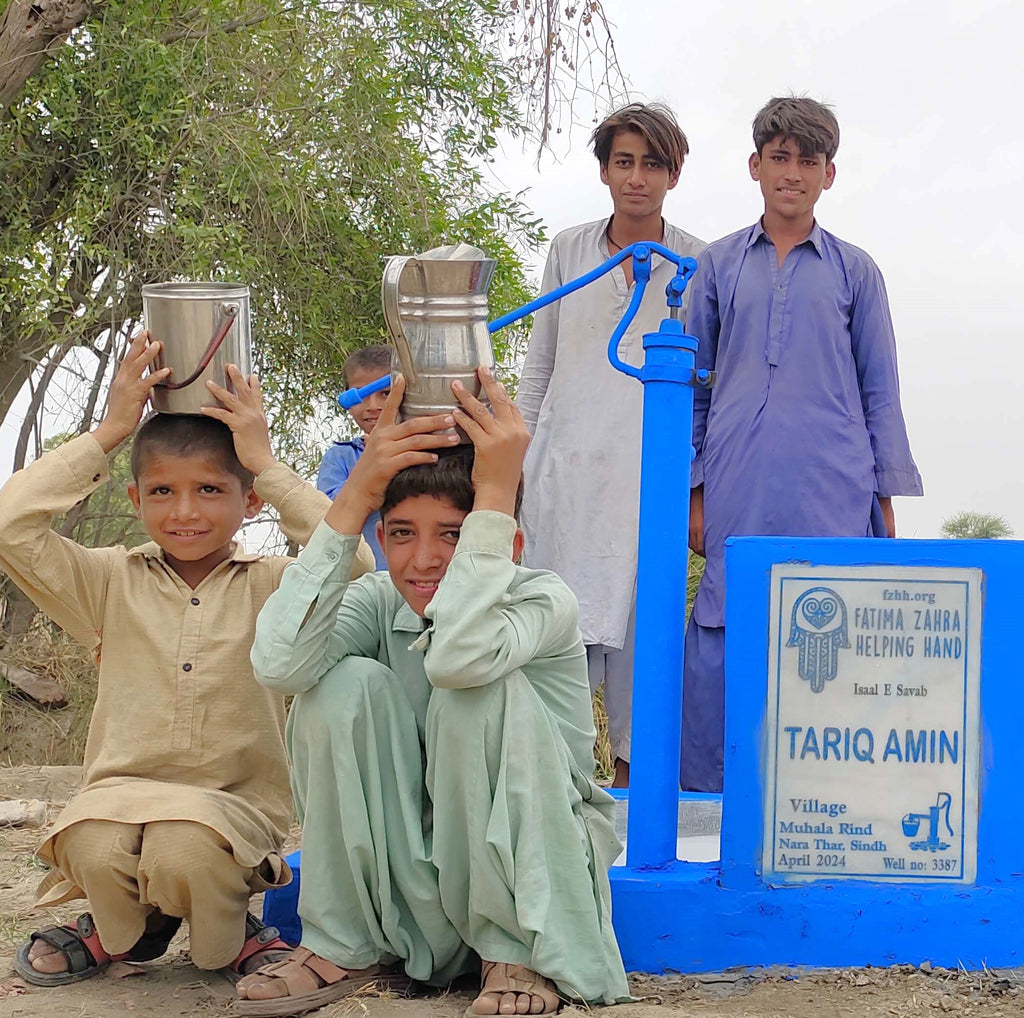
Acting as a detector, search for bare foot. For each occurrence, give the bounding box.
[27,939,68,974]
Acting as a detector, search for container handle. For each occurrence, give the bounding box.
[156,302,240,391]
[380,257,420,386]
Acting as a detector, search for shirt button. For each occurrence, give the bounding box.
[327,551,338,562]
[190,597,200,606]
[182,663,192,672]
[92,474,101,482]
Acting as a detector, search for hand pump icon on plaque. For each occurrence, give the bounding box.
[902,793,954,852]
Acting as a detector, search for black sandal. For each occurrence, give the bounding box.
[14,913,122,986]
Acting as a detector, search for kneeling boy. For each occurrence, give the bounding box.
[240,371,629,1016]
[3,335,373,985]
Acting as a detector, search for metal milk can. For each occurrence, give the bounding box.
[381,247,496,425]
[141,282,251,415]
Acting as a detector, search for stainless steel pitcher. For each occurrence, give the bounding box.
[142,282,251,415]
[381,251,496,427]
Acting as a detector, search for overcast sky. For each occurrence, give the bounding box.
[491,0,1024,538]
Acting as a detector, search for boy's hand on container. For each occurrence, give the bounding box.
[452,367,530,517]
[92,332,172,454]
[201,366,276,476]
[325,375,458,536]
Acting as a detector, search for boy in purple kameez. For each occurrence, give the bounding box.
[683,96,923,792]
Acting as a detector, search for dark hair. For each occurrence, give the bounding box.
[130,413,254,489]
[343,344,392,388]
[752,95,840,162]
[381,444,524,522]
[590,102,689,176]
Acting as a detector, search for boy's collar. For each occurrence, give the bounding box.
[392,599,425,634]
[749,219,825,257]
[126,539,262,564]
[333,435,365,449]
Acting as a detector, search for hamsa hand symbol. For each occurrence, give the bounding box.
[787,586,849,693]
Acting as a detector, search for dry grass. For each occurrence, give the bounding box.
[592,686,614,784]
[0,623,97,767]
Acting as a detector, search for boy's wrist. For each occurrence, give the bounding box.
[324,487,375,537]
[244,451,277,477]
[91,419,130,454]
[471,483,517,518]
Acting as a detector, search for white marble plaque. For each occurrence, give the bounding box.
[762,565,982,884]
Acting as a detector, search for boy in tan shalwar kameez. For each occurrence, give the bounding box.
[1,334,373,986]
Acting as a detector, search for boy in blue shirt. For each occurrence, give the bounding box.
[316,345,391,568]
[684,96,922,792]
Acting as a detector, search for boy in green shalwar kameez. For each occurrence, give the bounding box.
[239,370,629,1016]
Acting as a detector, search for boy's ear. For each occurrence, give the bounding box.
[748,152,762,181]
[243,488,265,520]
[599,161,610,186]
[824,161,837,190]
[512,527,524,564]
[376,519,385,550]
[127,482,141,516]
[668,169,680,191]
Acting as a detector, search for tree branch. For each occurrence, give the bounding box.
[0,0,94,115]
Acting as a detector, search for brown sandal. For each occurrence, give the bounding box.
[233,946,411,1016]
[466,961,562,1016]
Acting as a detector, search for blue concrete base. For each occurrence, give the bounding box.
[606,536,1024,974]
[610,861,1024,971]
[267,849,1024,973]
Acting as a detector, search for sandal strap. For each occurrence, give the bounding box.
[230,916,291,973]
[478,962,561,1011]
[247,947,353,996]
[29,914,104,974]
[293,947,352,984]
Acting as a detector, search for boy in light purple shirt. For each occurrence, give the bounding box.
[316,345,391,568]
[684,96,923,792]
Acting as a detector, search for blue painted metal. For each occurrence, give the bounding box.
[601,247,701,869]
[612,315,699,867]
[605,246,651,380]
[337,372,392,410]
[609,534,1024,972]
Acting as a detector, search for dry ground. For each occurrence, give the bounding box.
[2,766,1023,1018]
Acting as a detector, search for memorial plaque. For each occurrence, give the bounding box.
[762,565,982,884]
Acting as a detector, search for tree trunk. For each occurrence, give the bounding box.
[0,0,92,115]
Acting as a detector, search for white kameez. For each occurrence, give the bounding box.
[516,218,705,649]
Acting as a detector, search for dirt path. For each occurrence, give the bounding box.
[2,766,1022,1018]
